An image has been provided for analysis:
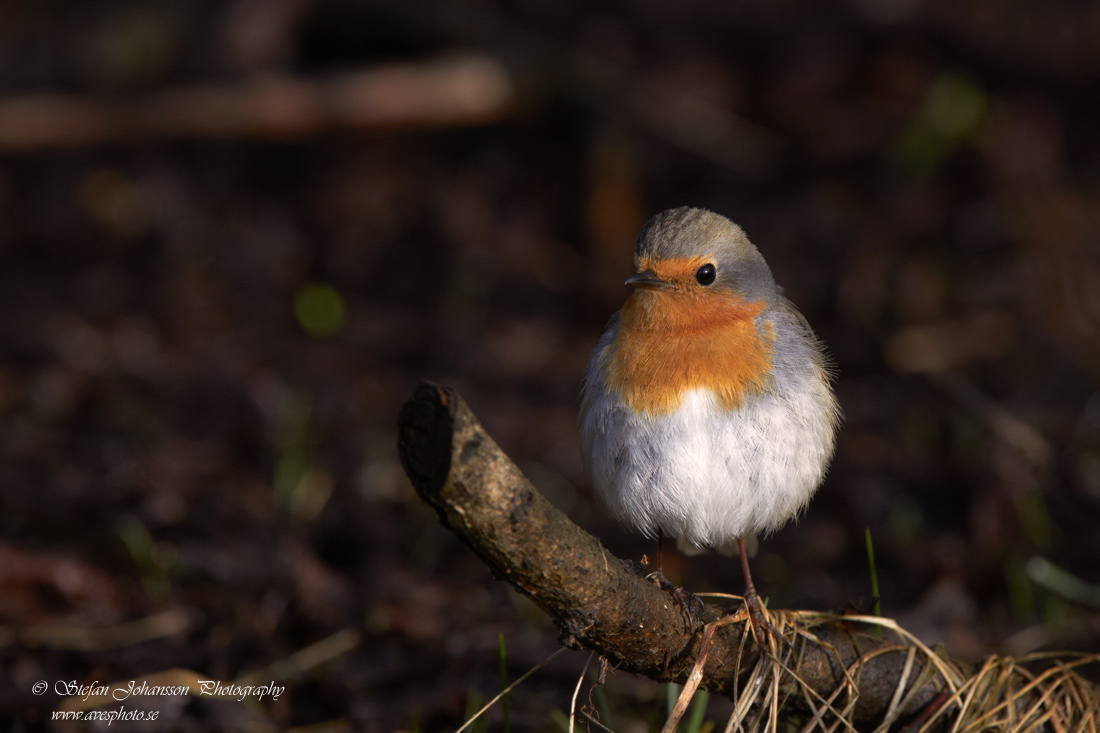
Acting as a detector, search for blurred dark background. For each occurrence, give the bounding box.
[2,1,1100,730]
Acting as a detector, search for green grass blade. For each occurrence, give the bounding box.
[685,688,709,733]
[865,528,883,637]
[499,632,511,733]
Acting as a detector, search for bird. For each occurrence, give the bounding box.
[579,206,840,641]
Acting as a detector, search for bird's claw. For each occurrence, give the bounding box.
[646,570,705,630]
[742,591,793,652]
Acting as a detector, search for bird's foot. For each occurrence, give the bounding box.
[646,570,705,630]
[742,590,792,652]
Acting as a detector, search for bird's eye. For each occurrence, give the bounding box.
[695,263,716,285]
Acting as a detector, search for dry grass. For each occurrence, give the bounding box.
[666,601,1100,733]
[447,599,1099,732]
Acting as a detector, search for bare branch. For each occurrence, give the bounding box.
[397,382,953,728]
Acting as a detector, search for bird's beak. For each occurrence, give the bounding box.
[624,270,674,290]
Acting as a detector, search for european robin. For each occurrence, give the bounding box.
[579,206,840,639]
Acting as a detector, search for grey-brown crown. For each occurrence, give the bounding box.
[634,207,777,304]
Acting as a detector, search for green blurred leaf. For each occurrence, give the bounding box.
[117,514,177,599]
[1015,490,1053,551]
[1027,556,1100,607]
[925,75,987,140]
[294,282,347,337]
[889,72,987,177]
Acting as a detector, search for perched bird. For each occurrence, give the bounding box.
[580,207,840,639]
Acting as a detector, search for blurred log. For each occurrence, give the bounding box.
[397,382,950,728]
[0,55,512,149]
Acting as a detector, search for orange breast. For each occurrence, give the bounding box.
[602,287,774,416]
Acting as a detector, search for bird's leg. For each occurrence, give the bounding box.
[737,536,785,647]
[646,529,704,629]
[645,530,672,587]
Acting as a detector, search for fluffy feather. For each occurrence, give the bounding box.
[579,207,840,550]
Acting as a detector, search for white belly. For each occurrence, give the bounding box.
[581,386,834,549]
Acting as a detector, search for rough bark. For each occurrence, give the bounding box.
[397,382,948,728]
